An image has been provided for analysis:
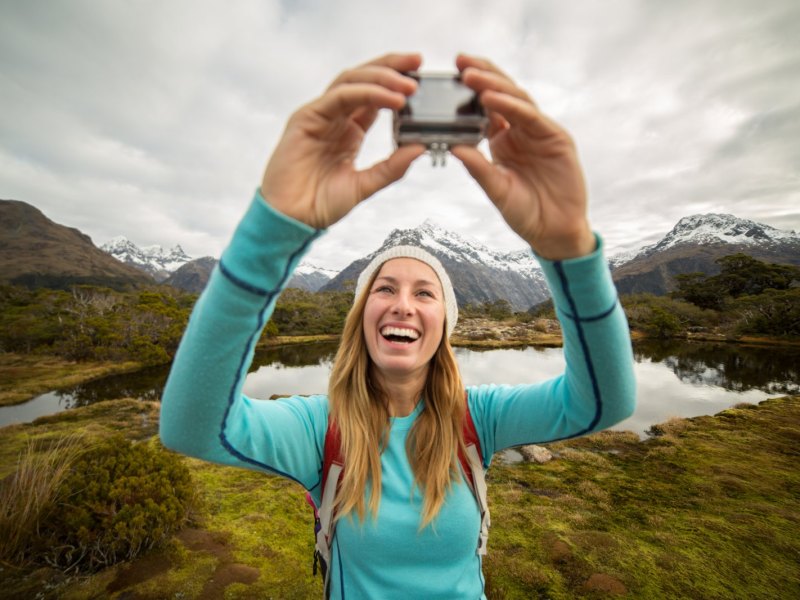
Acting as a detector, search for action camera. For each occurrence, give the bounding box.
[393,72,488,166]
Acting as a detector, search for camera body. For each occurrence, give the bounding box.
[393,72,488,166]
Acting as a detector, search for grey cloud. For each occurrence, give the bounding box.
[1,0,798,266]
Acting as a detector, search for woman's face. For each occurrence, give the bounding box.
[362,258,446,382]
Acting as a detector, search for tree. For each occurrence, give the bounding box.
[673,254,800,310]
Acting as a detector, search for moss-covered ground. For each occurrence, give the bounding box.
[1,393,798,599]
[0,353,142,407]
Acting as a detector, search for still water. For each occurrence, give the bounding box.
[2,340,798,436]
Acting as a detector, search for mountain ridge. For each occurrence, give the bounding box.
[4,198,798,302]
[101,236,193,282]
[0,199,153,289]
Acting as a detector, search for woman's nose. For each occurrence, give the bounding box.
[391,290,414,314]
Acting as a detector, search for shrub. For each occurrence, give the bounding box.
[0,433,89,565]
[33,436,195,572]
[644,306,682,338]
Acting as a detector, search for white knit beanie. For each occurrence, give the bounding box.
[354,245,458,337]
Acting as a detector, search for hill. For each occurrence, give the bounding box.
[0,200,152,289]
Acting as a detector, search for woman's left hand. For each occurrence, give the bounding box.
[450,54,596,261]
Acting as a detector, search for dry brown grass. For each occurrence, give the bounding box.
[0,432,94,565]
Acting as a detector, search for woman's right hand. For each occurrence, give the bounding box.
[260,53,426,230]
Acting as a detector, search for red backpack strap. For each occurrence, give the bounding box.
[312,417,345,591]
[322,418,344,493]
[458,393,484,490]
[459,392,491,555]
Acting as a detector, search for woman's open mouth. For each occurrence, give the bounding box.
[380,326,420,344]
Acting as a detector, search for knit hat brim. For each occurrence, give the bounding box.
[354,245,458,337]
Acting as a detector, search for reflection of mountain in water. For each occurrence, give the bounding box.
[40,340,800,412]
[634,340,800,395]
[53,342,340,408]
[57,365,169,408]
[252,342,338,369]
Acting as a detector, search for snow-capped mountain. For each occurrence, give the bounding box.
[288,263,340,292]
[322,220,549,310]
[610,213,800,295]
[610,213,799,267]
[101,236,193,282]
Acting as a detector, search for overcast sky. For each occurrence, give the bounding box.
[2,0,798,270]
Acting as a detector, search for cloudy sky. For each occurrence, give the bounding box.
[2,0,798,270]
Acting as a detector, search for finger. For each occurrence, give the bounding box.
[485,110,509,139]
[450,145,509,203]
[327,64,418,96]
[456,53,513,82]
[460,67,533,104]
[480,90,563,139]
[356,144,426,201]
[361,52,423,74]
[351,105,379,132]
[311,83,407,121]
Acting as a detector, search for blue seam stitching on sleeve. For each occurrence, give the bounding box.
[218,260,271,296]
[217,230,324,487]
[554,262,603,436]
[560,298,618,323]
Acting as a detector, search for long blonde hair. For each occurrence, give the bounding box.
[327,269,466,528]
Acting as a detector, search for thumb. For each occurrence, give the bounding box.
[356,144,426,201]
[450,146,507,202]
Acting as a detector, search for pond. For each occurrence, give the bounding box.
[1,340,798,437]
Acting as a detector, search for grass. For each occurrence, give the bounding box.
[0,352,141,407]
[0,432,92,566]
[483,398,800,599]
[1,380,798,597]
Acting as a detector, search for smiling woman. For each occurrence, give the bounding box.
[159,52,636,599]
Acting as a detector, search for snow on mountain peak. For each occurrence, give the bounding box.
[295,262,339,277]
[657,213,797,251]
[101,236,193,278]
[609,213,799,267]
[378,221,542,279]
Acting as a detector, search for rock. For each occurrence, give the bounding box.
[519,444,553,464]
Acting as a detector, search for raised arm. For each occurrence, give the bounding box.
[159,54,426,489]
[450,54,636,456]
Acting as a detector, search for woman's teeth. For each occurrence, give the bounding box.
[381,326,419,343]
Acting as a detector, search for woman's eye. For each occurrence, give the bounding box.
[417,290,434,298]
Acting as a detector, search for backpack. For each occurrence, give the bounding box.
[304,402,490,595]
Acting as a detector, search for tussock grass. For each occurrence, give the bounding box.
[2,395,799,599]
[0,432,92,564]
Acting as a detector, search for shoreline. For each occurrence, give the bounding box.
[2,326,797,408]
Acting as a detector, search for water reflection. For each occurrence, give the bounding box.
[1,340,797,432]
[634,339,799,395]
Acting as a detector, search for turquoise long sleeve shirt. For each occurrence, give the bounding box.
[160,190,636,599]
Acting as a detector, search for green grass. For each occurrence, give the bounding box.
[1,396,798,598]
[483,399,800,599]
[0,352,142,407]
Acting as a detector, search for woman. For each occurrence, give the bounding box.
[160,53,636,599]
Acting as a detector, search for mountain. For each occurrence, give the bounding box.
[160,258,337,294]
[101,236,193,282]
[0,200,153,289]
[610,214,800,295]
[287,263,339,292]
[164,257,218,293]
[321,220,549,311]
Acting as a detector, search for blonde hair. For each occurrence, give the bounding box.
[328,268,466,528]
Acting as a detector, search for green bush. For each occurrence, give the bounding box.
[35,436,195,572]
[644,306,682,338]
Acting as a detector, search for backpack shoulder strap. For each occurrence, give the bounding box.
[312,417,343,595]
[461,394,491,555]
